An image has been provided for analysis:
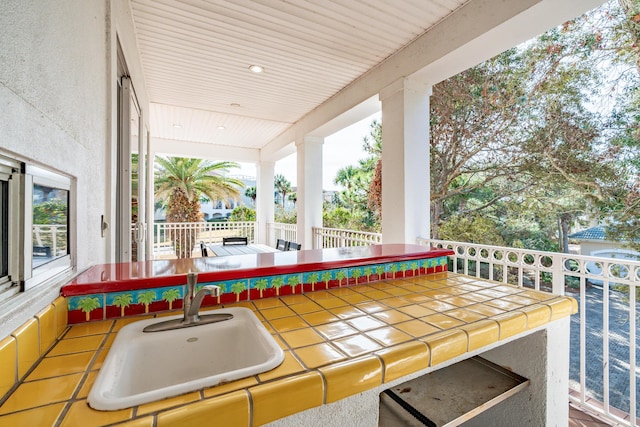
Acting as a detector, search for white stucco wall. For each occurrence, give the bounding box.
[0,0,148,337]
[1,0,109,268]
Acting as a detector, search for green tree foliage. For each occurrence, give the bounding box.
[244,186,256,206]
[317,1,639,253]
[438,214,506,246]
[274,174,291,206]
[155,157,243,258]
[323,120,382,232]
[32,200,67,225]
[230,206,256,221]
[428,1,636,250]
[274,206,297,224]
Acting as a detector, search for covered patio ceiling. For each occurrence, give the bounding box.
[131,0,605,163]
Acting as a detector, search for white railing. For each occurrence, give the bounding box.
[419,238,639,427]
[32,224,68,257]
[153,221,256,259]
[267,222,297,247]
[312,226,382,249]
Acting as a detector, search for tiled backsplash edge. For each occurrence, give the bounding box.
[66,257,449,324]
[0,296,68,401]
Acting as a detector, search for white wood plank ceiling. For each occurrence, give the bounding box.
[130,0,467,153]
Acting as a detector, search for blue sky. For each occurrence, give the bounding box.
[237,112,380,191]
[275,112,381,191]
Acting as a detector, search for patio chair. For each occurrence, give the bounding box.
[287,242,301,251]
[275,239,288,251]
[222,236,248,246]
[200,241,209,257]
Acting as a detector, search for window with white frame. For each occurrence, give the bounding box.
[25,164,73,290]
[0,155,74,303]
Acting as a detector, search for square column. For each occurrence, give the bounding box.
[379,79,431,244]
[256,161,275,245]
[296,136,324,249]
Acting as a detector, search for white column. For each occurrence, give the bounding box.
[256,161,275,245]
[379,78,431,244]
[145,142,155,259]
[296,136,323,249]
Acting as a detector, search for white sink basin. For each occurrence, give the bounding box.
[88,307,284,410]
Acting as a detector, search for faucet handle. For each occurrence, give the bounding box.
[187,272,198,288]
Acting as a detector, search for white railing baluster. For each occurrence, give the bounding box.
[310,226,381,249]
[629,280,636,427]
[151,221,258,258]
[266,222,298,247]
[603,274,611,416]
[417,237,639,427]
[580,274,587,406]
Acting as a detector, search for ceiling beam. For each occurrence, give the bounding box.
[152,137,260,163]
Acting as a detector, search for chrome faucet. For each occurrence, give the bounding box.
[183,272,221,325]
[142,272,230,333]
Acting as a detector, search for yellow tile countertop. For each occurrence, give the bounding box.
[0,273,577,427]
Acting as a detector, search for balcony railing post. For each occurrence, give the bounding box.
[552,253,565,295]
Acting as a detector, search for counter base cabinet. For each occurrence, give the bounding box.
[265,318,570,427]
[379,356,529,427]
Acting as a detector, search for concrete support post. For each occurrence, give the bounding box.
[296,136,324,249]
[256,161,275,245]
[379,79,431,244]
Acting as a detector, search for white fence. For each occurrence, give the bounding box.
[153,221,256,258]
[312,226,382,249]
[32,224,67,257]
[419,238,639,427]
[267,222,297,247]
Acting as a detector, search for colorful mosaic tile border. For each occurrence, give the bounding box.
[67,257,448,323]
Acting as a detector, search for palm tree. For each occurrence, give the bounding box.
[288,193,297,207]
[352,268,362,284]
[112,293,133,317]
[161,288,181,310]
[217,282,228,304]
[400,263,409,277]
[389,264,399,278]
[363,267,373,282]
[255,278,269,298]
[375,265,385,279]
[274,174,291,206]
[411,262,419,276]
[336,270,347,287]
[155,157,244,258]
[137,290,156,313]
[334,165,362,211]
[244,186,257,206]
[77,297,100,321]
[321,271,332,288]
[287,275,300,294]
[334,165,359,193]
[231,281,246,302]
[272,276,285,296]
[308,272,319,291]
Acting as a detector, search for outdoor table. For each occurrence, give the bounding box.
[206,243,278,257]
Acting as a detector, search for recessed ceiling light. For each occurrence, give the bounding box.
[248,65,264,73]
[172,124,182,128]
[217,126,226,130]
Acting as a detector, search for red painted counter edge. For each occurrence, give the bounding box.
[61,245,454,296]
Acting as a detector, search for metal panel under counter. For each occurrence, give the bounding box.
[379,356,530,426]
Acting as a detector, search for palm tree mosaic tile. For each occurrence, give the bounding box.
[66,256,449,323]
